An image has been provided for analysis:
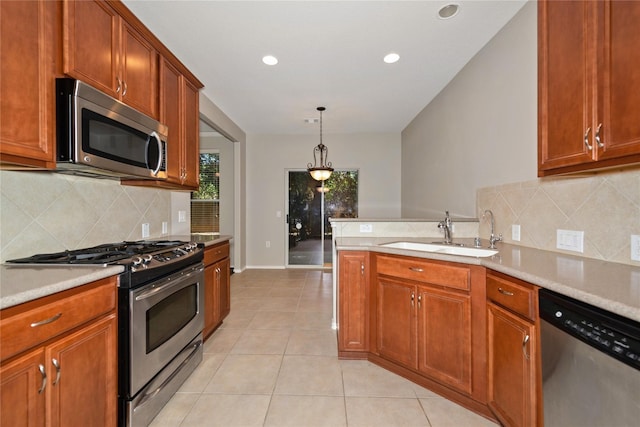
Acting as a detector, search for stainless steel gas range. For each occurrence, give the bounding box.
[8,240,206,427]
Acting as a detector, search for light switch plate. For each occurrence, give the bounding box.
[142,223,150,238]
[557,229,584,253]
[512,224,521,242]
[360,224,373,233]
[631,235,640,261]
[178,210,187,223]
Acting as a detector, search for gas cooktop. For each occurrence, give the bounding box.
[6,240,199,266]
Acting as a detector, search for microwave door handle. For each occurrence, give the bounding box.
[146,131,163,176]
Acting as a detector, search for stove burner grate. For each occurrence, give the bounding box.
[6,240,188,265]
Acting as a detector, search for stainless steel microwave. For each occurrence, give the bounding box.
[56,78,168,179]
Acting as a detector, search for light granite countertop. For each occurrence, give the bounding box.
[184,234,232,247]
[0,265,124,310]
[335,237,640,323]
[0,235,232,311]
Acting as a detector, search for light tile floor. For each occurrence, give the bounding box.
[150,269,497,427]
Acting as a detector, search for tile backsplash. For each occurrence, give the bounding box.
[0,171,171,262]
[477,168,640,266]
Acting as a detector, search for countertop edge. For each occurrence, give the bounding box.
[0,265,124,310]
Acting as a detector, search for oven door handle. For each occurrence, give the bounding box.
[135,339,202,409]
[134,266,204,301]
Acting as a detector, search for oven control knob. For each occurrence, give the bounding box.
[142,255,153,264]
[132,257,143,267]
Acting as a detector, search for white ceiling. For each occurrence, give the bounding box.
[123,0,527,135]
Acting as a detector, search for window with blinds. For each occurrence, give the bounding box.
[191,153,220,233]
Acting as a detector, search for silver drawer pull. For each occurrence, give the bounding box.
[38,364,46,394]
[52,358,61,385]
[584,127,593,150]
[498,288,514,296]
[595,123,603,148]
[409,267,424,272]
[522,334,530,360]
[30,312,62,328]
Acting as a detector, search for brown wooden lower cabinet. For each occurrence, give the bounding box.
[337,251,370,357]
[486,271,541,427]
[0,277,118,427]
[376,276,473,395]
[203,241,231,339]
[417,286,472,395]
[338,251,550,423]
[376,277,417,368]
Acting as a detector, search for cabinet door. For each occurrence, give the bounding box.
[0,349,46,427]
[417,286,472,395]
[0,0,56,168]
[338,252,369,353]
[596,0,640,160]
[121,21,158,118]
[64,0,120,97]
[159,57,183,186]
[182,78,200,189]
[538,0,596,172]
[487,302,537,427]
[46,314,116,427]
[376,279,416,368]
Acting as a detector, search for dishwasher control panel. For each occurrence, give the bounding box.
[540,289,640,370]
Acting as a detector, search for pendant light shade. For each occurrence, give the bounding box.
[307,107,334,181]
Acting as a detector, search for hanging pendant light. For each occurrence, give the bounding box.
[307,106,334,181]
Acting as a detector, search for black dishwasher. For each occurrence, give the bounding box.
[539,289,640,427]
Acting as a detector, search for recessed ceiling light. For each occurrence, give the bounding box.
[384,53,400,64]
[438,3,460,19]
[262,55,278,65]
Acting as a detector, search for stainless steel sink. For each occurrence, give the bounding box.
[379,241,498,258]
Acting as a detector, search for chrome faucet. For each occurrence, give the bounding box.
[438,211,453,244]
[484,209,503,249]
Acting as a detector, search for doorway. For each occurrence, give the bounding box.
[286,170,358,267]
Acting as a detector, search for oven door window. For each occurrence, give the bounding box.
[146,284,198,353]
[82,109,163,171]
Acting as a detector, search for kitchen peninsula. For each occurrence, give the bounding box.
[331,217,640,425]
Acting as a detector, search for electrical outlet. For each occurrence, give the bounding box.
[631,235,640,261]
[266,241,271,248]
[512,224,521,242]
[141,223,150,238]
[162,221,168,235]
[178,210,187,223]
[360,224,373,233]
[557,229,584,253]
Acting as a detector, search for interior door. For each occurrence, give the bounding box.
[286,170,358,267]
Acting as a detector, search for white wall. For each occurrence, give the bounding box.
[246,132,401,268]
[200,133,236,267]
[199,94,247,270]
[401,1,538,219]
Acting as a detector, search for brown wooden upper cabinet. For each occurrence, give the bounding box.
[538,0,640,176]
[63,0,158,119]
[0,0,58,169]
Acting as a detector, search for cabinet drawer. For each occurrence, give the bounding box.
[487,273,537,321]
[376,255,470,291]
[0,277,116,362]
[204,242,230,266]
